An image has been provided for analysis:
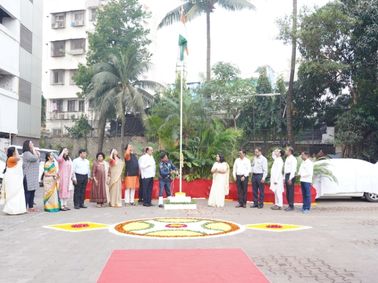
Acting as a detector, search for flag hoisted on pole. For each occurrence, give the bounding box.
[178,5,187,193]
[178,5,189,62]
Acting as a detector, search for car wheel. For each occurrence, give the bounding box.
[364,193,378,202]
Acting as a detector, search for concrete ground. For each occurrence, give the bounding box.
[1,191,377,283]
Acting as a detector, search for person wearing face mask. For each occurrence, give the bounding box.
[270,149,285,210]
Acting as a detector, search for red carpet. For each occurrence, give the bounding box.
[97,249,269,283]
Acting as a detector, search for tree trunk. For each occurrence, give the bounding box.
[286,0,297,146]
[120,116,126,152]
[206,11,211,81]
[97,117,106,153]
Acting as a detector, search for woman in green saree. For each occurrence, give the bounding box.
[43,152,61,212]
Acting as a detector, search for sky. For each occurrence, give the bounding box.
[139,0,331,84]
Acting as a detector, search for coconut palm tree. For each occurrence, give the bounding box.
[158,0,255,81]
[287,0,297,146]
[88,47,164,151]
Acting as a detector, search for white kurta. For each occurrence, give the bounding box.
[2,161,27,215]
[208,162,229,208]
[270,157,284,207]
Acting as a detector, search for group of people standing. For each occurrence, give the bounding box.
[1,142,178,215]
[2,140,313,215]
[230,147,314,213]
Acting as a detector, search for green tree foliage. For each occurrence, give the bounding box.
[74,0,151,96]
[146,81,242,180]
[200,62,254,128]
[88,48,162,151]
[73,0,155,152]
[335,109,378,161]
[238,69,286,142]
[158,0,255,81]
[65,115,93,150]
[280,0,378,160]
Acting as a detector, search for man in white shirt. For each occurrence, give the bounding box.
[298,151,314,214]
[251,147,268,208]
[72,149,91,209]
[138,146,156,207]
[284,147,297,211]
[232,150,251,208]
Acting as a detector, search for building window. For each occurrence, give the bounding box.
[71,10,85,27]
[52,99,63,112]
[78,100,85,112]
[52,129,62,136]
[18,78,31,104]
[51,13,65,29]
[89,8,97,22]
[67,100,76,112]
[51,40,65,57]
[70,39,85,55]
[20,24,33,54]
[69,70,77,85]
[51,70,65,85]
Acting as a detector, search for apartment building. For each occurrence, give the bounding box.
[0,0,43,150]
[42,0,105,136]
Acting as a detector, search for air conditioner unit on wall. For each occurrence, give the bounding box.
[69,49,84,55]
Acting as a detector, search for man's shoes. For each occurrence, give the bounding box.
[80,205,87,209]
[302,209,310,214]
[258,204,264,209]
[158,204,164,208]
[143,204,152,207]
[250,204,259,208]
[284,206,294,211]
[235,204,243,208]
[271,205,282,210]
[74,206,80,209]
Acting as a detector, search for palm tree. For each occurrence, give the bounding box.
[158,0,255,81]
[88,47,164,151]
[286,0,297,146]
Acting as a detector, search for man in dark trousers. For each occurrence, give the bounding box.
[251,147,268,209]
[72,149,90,209]
[232,150,251,208]
[284,147,297,211]
[158,152,177,208]
[138,147,156,207]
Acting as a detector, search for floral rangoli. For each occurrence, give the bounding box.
[246,223,312,232]
[111,217,245,239]
[44,222,109,232]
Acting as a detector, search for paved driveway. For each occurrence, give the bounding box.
[1,193,377,283]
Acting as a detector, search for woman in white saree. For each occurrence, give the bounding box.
[208,154,230,208]
[2,147,27,215]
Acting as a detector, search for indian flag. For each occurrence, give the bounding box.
[178,6,188,61]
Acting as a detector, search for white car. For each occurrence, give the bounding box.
[313,158,378,202]
[0,149,6,184]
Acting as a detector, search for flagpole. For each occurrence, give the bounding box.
[179,61,184,193]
